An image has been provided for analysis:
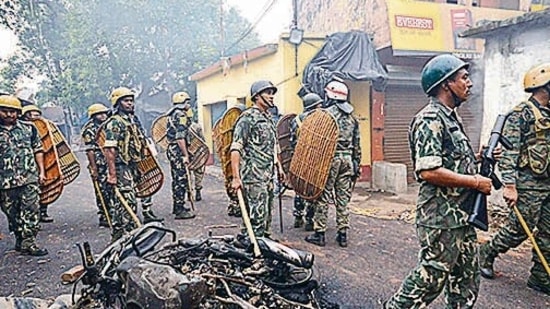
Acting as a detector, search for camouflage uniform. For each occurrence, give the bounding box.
[81,118,112,225]
[480,99,550,288]
[289,111,315,228]
[166,107,194,217]
[103,113,147,239]
[311,105,361,236]
[385,98,480,308]
[0,121,45,252]
[231,106,276,237]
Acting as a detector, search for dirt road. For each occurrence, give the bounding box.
[0,155,547,308]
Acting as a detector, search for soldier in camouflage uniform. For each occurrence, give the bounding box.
[104,87,152,240]
[0,95,48,256]
[231,80,279,240]
[166,91,195,220]
[290,93,323,231]
[189,121,205,201]
[20,104,55,223]
[81,103,111,227]
[304,80,361,248]
[479,63,550,295]
[384,55,493,308]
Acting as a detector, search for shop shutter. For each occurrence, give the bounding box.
[384,85,481,183]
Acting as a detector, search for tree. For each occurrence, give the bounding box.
[0,0,260,113]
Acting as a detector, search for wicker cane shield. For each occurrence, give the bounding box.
[212,107,243,183]
[32,118,64,204]
[151,115,169,151]
[96,121,164,198]
[188,124,210,171]
[289,110,338,200]
[46,120,80,185]
[276,113,296,175]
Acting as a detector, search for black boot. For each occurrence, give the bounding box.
[479,244,497,279]
[143,210,164,224]
[20,241,48,256]
[175,207,196,220]
[305,232,325,247]
[527,277,550,296]
[304,221,314,231]
[294,217,304,228]
[98,216,110,228]
[40,208,54,223]
[195,190,202,201]
[14,235,22,252]
[336,231,348,248]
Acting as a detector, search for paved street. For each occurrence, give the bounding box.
[0,153,548,308]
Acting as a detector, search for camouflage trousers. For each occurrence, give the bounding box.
[293,196,313,223]
[384,225,480,309]
[90,163,112,220]
[482,189,550,284]
[312,154,352,233]
[192,165,205,191]
[225,178,240,215]
[167,146,189,209]
[241,181,274,238]
[111,164,139,240]
[0,183,41,248]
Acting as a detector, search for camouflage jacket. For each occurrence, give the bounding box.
[409,98,477,228]
[289,110,316,150]
[166,108,191,153]
[103,112,147,164]
[230,106,276,184]
[81,118,106,167]
[499,98,550,190]
[326,105,361,165]
[0,121,43,188]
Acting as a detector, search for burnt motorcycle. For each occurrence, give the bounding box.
[69,222,323,308]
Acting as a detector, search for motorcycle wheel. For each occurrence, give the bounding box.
[260,260,314,289]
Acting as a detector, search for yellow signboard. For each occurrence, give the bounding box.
[387,0,524,59]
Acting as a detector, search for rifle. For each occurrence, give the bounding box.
[467,114,513,231]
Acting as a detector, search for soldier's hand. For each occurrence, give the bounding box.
[89,168,98,180]
[231,177,243,192]
[502,184,518,207]
[39,172,46,186]
[107,173,117,185]
[475,174,492,195]
[183,156,189,165]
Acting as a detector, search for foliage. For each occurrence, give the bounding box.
[0,0,260,112]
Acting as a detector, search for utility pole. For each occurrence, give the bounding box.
[292,0,299,76]
[220,0,225,57]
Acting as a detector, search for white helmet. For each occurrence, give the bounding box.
[325,80,348,101]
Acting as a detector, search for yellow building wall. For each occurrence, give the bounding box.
[195,35,325,153]
[279,37,326,115]
[348,83,371,167]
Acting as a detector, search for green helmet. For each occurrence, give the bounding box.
[421,54,469,94]
[302,93,323,111]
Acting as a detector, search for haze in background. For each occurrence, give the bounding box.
[0,1,292,60]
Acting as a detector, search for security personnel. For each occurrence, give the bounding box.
[19,104,54,223]
[103,87,153,240]
[166,91,195,219]
[305,80,361,247]
[231,80,279,240]
[81,103,111,227]
[290,93,323,230]
[0,95,48,256]
[384,55,492,308]
[479,63,550,295]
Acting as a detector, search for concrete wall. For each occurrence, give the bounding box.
[297,0,391,49]
[479,27,550,142]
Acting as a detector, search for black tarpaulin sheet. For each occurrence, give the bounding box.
[300,31,388,97]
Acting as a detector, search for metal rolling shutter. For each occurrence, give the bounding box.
[384,85,481,183]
